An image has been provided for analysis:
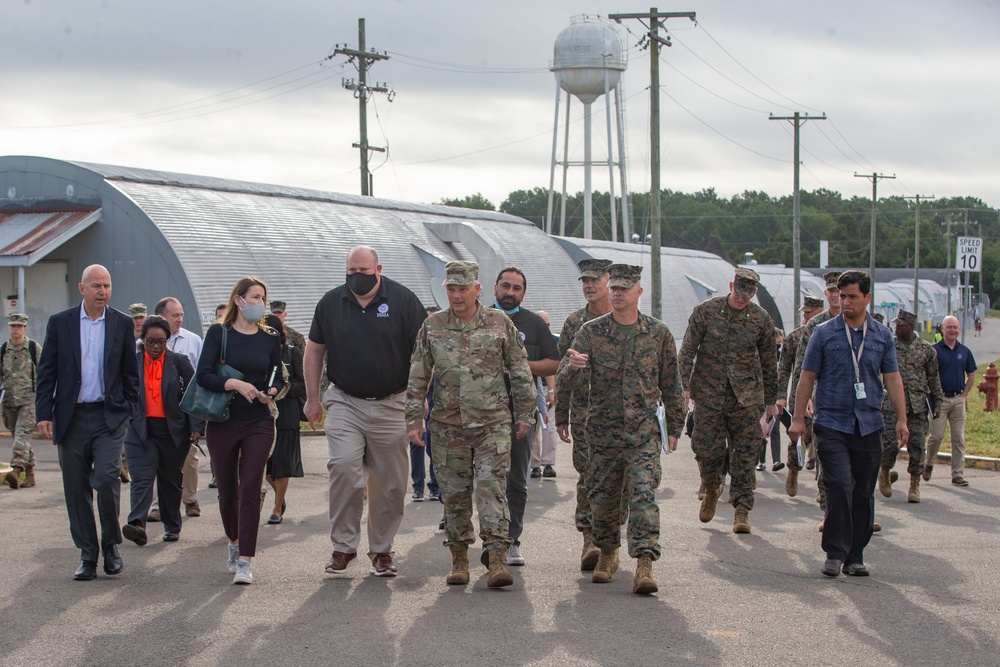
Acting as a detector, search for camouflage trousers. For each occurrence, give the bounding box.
[571,422,629,532]
[587,437,661,560]
[785,413,814,472]
[881,410,929,476]
[3,401,36,470]
[429,420,513,552]
[692,394,762,510]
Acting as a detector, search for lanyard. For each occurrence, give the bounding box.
[843,316,867,385]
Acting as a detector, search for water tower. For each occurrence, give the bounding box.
[547,15,630,241]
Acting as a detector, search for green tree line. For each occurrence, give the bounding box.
[439,188,1000,303]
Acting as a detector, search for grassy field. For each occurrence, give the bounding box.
[953,358,1000,459]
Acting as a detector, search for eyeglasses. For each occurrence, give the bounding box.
[143,338,168,347]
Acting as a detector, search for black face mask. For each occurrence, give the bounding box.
[346,272,378,296]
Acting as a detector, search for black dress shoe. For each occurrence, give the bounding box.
[772,462,785,472]
[74,561,98,581]
[102,544,124,575]
[122,523,148,546]
[162,533,179,542]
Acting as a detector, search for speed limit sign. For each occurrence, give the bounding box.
[956,237,982,272]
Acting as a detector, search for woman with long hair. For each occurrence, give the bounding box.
[122,315,203,546]
[197,276,283,585]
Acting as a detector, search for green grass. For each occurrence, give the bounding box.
[942,358,1000,459]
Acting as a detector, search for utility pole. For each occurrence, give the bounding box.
[903,194,934,322]
[609,8,696,320]
[854,172,895,314]
[943,215,955,314]
[769,112,826,327]
[332,18,394,196]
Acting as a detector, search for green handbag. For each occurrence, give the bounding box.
[180,326,244,422]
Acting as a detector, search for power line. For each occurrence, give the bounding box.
[663,89,789,162]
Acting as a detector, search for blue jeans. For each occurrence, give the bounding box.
[409,439,438,495]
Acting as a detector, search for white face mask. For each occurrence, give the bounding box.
[237,296,265,323]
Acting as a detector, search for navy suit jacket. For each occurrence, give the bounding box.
[35,304,140,444]
[125,349,204,448]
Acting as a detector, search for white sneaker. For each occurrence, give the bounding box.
[227,544,240,574]
[233,559,253,585]
[506,544,525,566]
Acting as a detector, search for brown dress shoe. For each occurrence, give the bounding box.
[324,551,357,574]
[370,553,398,577]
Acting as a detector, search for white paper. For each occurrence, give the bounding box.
[656,401,669,454]
[796,438,804,468]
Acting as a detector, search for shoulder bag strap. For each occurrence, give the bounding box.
[220,326,229,365]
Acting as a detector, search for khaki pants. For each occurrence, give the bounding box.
[926,394,967,479]
[324,386,408,557]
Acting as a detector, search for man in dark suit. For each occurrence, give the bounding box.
[36,264,140,581]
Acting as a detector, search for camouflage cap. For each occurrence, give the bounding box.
[269,300,286,312]
[823,271,841,289]
[733,267,760,298]
[442,260,479,286]
[873,313,885,323]
[800,295,825,311]
[577,258,613,280]
[893,309,916,326]
[607,264,642,289]
[129,303,147,317]
[7,313,27,325]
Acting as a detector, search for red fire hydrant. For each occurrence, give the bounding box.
[978,362,999,412]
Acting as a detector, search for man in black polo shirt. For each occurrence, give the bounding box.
[492,267,560,566]
[304,245,426,578]
[925,315,977,486]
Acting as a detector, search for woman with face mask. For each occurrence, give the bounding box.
[196,276,284,585]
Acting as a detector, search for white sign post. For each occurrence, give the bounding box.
[956,237,983,345]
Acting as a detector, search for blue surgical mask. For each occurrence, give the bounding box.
[238,297,266,323]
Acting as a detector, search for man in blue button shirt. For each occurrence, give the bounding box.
[789,270,909,578]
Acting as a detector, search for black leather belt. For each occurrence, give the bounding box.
[334,386,405,401]
[944,392,962,398]
[76,401,103,409]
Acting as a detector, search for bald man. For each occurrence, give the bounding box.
[36,264,140,581]
[925,315,977,486]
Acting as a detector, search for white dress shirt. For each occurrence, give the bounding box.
[78,303,106,403]
[168,326,203,367]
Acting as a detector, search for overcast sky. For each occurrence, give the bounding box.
[3,0,999,218]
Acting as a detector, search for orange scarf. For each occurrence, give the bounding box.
[144,353,166,418]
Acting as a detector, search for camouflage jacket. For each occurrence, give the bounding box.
[554,304,608,427]
[1,338,40,405]
[778,325,805,403]
[405,302,536,430]
[678,297,777,409]
[285,325,307,353]
[557,312,685,446]
[881,335,944,416]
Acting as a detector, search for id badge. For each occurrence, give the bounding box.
[854,382,867,400]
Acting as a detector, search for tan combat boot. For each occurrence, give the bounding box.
[697,480,706,501]
[20,467,35,488]
[633,554,658,595]
[592,548,619,583]
[446,548,470,585]
[120,458,131,484]
[486,548,513,588]
[908,474,921,503]
[877,466,892,498]
[580,529,600,571]
[785,468,798,497]
[699,482,722,523]
[5,465,23,489]
[733,504,751,534]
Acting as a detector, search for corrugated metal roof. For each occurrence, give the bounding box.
[0,207,101,266]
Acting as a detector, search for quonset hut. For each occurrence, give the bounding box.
[0,156,585,340]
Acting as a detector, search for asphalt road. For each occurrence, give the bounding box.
[1,422,998,667]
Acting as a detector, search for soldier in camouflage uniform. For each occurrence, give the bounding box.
[554,257,613,571]
[558,264,685,595]
[679,267,778,534]
[270,301,307,351]
[878,309,943,503]
[405,261,536,589]
[2,313,40,489]
[777,295,824,496]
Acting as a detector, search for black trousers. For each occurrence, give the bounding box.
[56,404,127,562]
[124,418,187,534]
[814,422,882,564]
